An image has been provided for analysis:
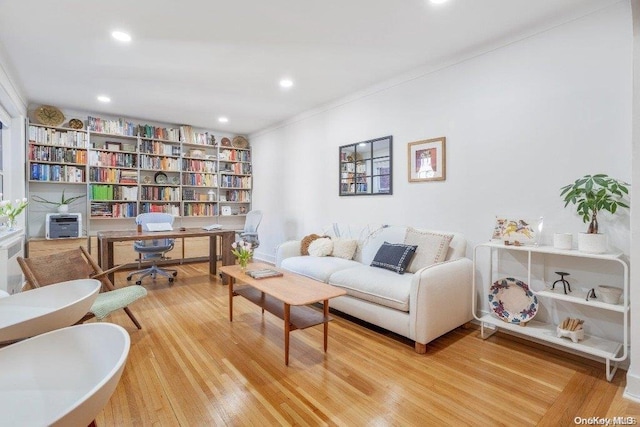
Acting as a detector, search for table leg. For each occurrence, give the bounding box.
[323,299,329,352]
[284,303,291,366]
[221,231,234,266]
[209,235,217,275]
[227,274,233,322]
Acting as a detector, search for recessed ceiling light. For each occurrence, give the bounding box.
[97,95,111,103]
[111,31,131,42]
[218,117,229,123]
[279,78,294,89]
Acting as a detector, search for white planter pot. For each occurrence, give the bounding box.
[57,204,69,213]
[578,233,607,254]
[553,233,573,250]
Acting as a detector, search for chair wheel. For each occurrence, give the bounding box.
[172,272,177,277]
[168,277,174,283]
[126,276,132,281]
[135,281,142,286]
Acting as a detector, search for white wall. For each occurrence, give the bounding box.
[251,3,632,264]
[625,0,640,402]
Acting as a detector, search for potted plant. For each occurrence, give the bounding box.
[560,174,629,253]
[32,189,85,213]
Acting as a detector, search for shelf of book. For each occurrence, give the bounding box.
[27,117,251,237]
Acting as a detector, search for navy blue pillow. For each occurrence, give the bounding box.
[370,242,418,274]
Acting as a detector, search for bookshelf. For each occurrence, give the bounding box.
[26,118,251,239]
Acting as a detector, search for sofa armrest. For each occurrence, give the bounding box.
[275,240,302,267]
[409,257,473,346]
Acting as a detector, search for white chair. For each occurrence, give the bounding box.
[127,213,178,285]
[237,210,262,248]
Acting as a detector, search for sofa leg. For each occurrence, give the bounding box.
[461,322,472,329]
[414,342,427,354]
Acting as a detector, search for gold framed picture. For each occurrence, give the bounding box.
[407,137,446,182]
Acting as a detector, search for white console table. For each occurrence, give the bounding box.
[472,241,629,381]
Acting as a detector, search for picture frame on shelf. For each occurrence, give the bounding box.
[407,137,446,182]
[106,142,121,151]
[221,206,232,216]
[491,216,543,246]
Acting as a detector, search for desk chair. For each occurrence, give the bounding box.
[126,213,178,285]
[237,210,262,249]
[17,246,146,329]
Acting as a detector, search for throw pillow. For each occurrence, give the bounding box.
[370,242,417,274]
[404,227,453,273]
[301,233,324,255]
[308,238,333,257]
[331,238,358,260]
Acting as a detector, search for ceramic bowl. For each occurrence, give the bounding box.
[597,285,622,304]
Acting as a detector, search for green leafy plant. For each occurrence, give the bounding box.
[560,174,629,234]
[32,189,85,207]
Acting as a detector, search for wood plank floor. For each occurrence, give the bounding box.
[95,262,640,426]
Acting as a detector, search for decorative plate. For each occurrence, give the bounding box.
[220,137,231,147]
[171,176,180,184]
[68,118,84,129]
[154,171,168,184]
[231,135,249,149]
[35,105,65,127]
[488,277,538,324]
[142,176,152,184]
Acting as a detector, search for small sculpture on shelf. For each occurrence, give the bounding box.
[556,317,584,343]
[552,271,571,294]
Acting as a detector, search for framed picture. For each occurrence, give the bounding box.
[407,137,446,182]
[221,206,232,216]
[492,216,543,246]
[106,142,121,151]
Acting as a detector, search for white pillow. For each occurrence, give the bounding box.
[331,238,358,260]
[308,238,333,257]
[404,227,453,273]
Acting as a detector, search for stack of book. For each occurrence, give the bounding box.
[246,269,283,279]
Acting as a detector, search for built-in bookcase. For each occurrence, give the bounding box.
[26,117,251,238]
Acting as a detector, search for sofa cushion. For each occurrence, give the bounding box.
[329,265,412,312]
[281,256,360,283]
[371,242,417,274]
[300,233,324,255]
[332,238,358,260]
[404,227,453,273]
[308,238,333,257]
[360,225,408,265]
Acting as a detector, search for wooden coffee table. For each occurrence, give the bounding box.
[220,262,347,365]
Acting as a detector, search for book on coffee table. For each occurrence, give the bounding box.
[246,268,284,279]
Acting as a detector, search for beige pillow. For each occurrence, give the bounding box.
[301,233,323,255]
[308,238,333,257]
[404,227,453,273]
[331,238,358,259]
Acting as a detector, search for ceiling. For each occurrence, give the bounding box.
[0,0,620,135]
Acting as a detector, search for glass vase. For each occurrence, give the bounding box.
[6,217,17,231]
[238,258,248,271]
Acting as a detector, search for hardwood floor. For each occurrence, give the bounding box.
[95,262,640,426]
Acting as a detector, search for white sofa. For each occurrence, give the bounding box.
[275,224,473,353]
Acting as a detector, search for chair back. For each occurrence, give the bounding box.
[135,213,175,249]
[244,210,262,234]
[18,247,111,292]
[239,210,262,248]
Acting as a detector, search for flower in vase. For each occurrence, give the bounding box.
[231,241,253,268]
[0,195,28,227]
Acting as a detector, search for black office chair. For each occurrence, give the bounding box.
[126,213,178,285]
